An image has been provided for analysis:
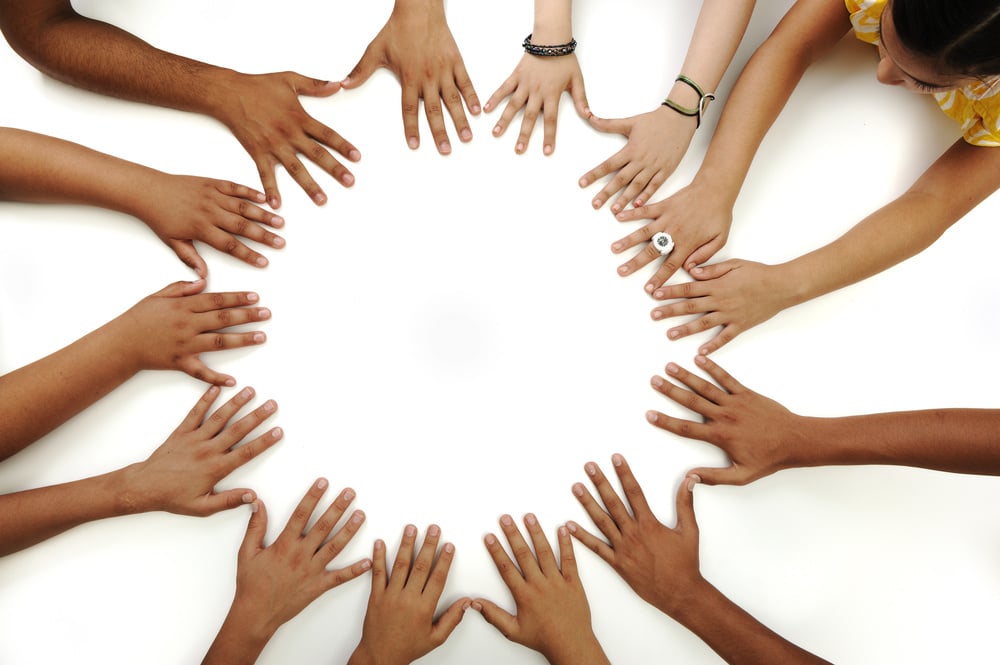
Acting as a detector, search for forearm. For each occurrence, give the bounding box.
[543,633,611,665]
[694,0,849,197]
[0,2,238,119]
[670,578,831,665]
[0,467,142,556]
[779,139,1000,307]
[0,127,162,217]
[0,315,139,461]
[202,602,274,665]
[793,409,1000,475]
[532,0,573,43]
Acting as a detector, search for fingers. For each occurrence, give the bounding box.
[407,524,442,592]
[495,92,527,140]
[189,330,267,357]
[199,227,272,270]
[306,116,362,164]
[221,426,282,477]
[688,464,746,486]
[570,481,621,558]
[302,486,355,552]
[176,357,235,387]
[292,74,340,99]
[279,478,328,542]
[401,85,422,150]
[522,513,558,577]
[442,81,473,144]
[188,290,261,314]
[319,510,367,572]
[675,474,700,534]
[166,239,208,279]
[154,278,206,299]
[586,114,630,137]
[579,151,628,205]
[423,85,453,154]
[196,486,258,516]
[483,529,524,592]
[238,499,268,560]
[325,556,373,591]
[564,519,614,565]
[177,385,222,433]
[454,61,481,115]
[498,514,541,583]
[596,164,643,214]
[611,169,655,215]
[666,360,735,405]
[685,235,727,271]
[430,597,468,646]
[215,397,278,450]
[583,461,633,528]
[342,47,381,89]
[650,369,720,418]
[698,325,739,356]
[556,524,579,581]
[541,101,558,155]
[609,454,652,519]
[645,409,713,443]
[514,97,541,154]
[200,385,259,438]
[484,74,517,115]
[388,524,419,591]
[569,74,590,119]
[690,261,737,281]
[369,539,389,595]
[424,538,456,602]
[693,354,748,395]
[471,598,518,641]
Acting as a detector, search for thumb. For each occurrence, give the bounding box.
[689,465,748,487]
[154,277,206,298]
[689,259,737,281]
[569,75,591,119]
[341,47,381,89]
[431,598,470,645]
[238,499,268,559]
[588,114,630,137]
[471,598,519,641]
[292,73,340,98]
[166,239,208,280]
[196,488,257,517]
[674,474,700,533]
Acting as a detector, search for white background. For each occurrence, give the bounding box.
[1,1,999,663]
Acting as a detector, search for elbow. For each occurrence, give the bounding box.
[0,4,80,74]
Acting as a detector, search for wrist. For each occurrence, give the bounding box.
[542,630,609,665]
[202,599,274,665]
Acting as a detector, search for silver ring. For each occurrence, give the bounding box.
[651,232,675,257]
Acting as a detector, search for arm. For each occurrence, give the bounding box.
[570,455,831,665]
[203,480,369,665]
[0,128,284,276]
[580,0,756,212]
[647,355,1000,484]
[0,0,359,208]
[473,514,610,665]
[0,279,268,461]
[0,386,280,557]
[610,0,850,294]
[347,525,468,665]
[484,0,589,155]
[652,138,1000,354]
[341,0,481,154]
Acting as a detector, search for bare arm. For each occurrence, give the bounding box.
[648,356,1000,485]
[0,0,360,208]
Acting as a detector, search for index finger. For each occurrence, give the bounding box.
[278,478,328,542]
[609,454,652,519]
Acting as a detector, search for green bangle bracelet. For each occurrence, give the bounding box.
[661,74,716,128]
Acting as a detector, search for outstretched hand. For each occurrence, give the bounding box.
[485,53,589,155]
[342,0,480,154]
[646,356,805,485]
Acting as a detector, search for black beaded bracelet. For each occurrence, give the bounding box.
[661,74,716,128]
[523,33,577,57]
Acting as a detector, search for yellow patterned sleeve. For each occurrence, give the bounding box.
[935,81,1000,147]
[846,0,885,45]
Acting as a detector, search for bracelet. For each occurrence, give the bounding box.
[661,74,716,128]
[522,33,577,57]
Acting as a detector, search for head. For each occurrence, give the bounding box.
[877,0,1000,93]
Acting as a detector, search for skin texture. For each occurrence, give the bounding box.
[485,0,590,155]
[647,355,1000,483]
[569,455,832,665]
[0,386,281,557]
[342,0,481,154]
[347,525,468,665]
[472,514,611,665]
[0,128,284,277]
[0,279,268,462]
[203,480,371,665]
[580,0,756,214]
[0,0,359,209]
[629,0,1000,346]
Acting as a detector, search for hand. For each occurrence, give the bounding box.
[580,106,695,213]
[473,514,609,665]
[568,454,704,618]
[611,178,734,294]
[646,356,805,485]
[349,525,468,665]
[649,259,794,354]
[114,279,269,386]
[122,385,282,515]
[141,174,285,278]
[341,0,481,154]
[484,53,589,155]
[203,479,370,664]
[214,71,360,209]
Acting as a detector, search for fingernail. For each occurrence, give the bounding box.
[695,354,708,365]
[351,511,364,524]
[543,144,553,155]
[258,308,271,320]
[646,410,658,423]
[439,140,451,154]
[408,137,419,149]
[263,400,276,413]
[246,293,259,303]
[572,483,584,497]
[654,290,665,298]
[666,363,679,375]
[618,266,629,275]
[566,521,578,533]
[645,284,655,294]
[250,501,259,513]
[578,178,587,187]
[270,214,283,226]
[500,515,513,526]
[484,534,496,545]
[558,525,568,537]
[699,347,710,356]
[612,453,624,467]
[269,197,279,208]
[317,478,328,490]
[525,513,537,526]
[242,492,253,503]
[515,142,524,153]
[611,204,620,213]
[692,267,704,276]
[349,149,361,161]
[374,539,385,551]
[361,559,372,570]
[240,387,253,399]
[471,104,481,114]
[668,330,681,340]
[343,488,355,501]
[651,376,664,387]
[255,257,268,267]
[405,525,416,537]
[428,524,441,537]
[616,213,627,221]
[224,378,236,387]
[652,310,663,320]
[271,427,282,438]
[313,192,327,204]
[592,199,601,209]
[687,474,701,491]
[492,124,502,136]
[444,542,455,554]
[252,332,266,343]
[460,128,472,141]
[341,173,355,186]
[272,237,285,247]
[585,463,597,476]
[471,601,483,611]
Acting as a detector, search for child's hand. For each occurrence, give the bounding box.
[349,525,468,665]
[611,178,734,294]
[473,515,609,665]
[142,175,286,278]
[122,385,281,515]
[203,480,370,665]
[646,356,803,485]
[650,259,794,354]
[484,53,589,155]
[580,106,695,214]
[568,455,704,619]
[114,279,269,386]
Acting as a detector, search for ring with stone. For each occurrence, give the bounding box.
[651,231,675,257]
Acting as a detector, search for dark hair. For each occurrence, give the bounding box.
[892,0,1000,77]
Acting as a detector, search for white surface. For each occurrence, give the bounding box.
[1,1,999,664]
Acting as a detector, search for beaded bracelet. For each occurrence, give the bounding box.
[661,74,716,128]
[522,34,577,57]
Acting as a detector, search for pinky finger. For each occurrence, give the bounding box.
[698,325,740,356]
[177,357,235,387]
[325,558,373,590]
